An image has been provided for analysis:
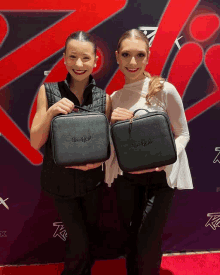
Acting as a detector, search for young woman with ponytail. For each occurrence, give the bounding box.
[105,29,193,275]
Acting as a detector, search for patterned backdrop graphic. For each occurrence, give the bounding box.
[1,0,220,266]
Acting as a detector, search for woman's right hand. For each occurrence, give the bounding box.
[47,98,75,118]
[30,85,75,150]
[111,107,133,124]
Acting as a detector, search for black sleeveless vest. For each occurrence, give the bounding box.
[41,74,106,198]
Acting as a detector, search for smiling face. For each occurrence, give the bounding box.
[116,37,149,84]
[63,39,98,83]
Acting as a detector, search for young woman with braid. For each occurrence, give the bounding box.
[105,29,193,275]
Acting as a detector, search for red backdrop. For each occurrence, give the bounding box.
[1,0,220,267]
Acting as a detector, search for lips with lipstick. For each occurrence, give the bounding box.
[126,67,139,73]
[73,69,87,75]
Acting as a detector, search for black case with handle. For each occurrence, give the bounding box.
[111,109,177,172]
[50,106,110,166]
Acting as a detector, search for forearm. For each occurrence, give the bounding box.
[30,110,54,150]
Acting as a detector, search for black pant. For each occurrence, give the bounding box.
[53,185,103,275]
[115,171,175,275]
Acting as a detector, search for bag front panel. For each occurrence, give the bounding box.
[111,112,177,172]
[51,113,110,166]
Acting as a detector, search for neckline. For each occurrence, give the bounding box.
[61,73,96,106]
[123,77,150,90]
[65,73,96,89]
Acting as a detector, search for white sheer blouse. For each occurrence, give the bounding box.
[105,77,193,190]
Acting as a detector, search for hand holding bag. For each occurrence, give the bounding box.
[50,106,110,166]
[111,109,177,172]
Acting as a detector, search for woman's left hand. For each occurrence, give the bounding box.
[65,162,103,171]
[128,166,166,174]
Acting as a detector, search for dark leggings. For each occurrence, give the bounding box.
[115,171,175,275]
[53,186,103,275]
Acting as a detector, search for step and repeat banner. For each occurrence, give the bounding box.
[1,0,220,266]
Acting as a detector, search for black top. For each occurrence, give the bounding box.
[41,74,106,199]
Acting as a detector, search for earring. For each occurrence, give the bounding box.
[94,64,97,67]
[64,61,66,64]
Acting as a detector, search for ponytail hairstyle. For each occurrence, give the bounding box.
[64,31,97,55]
[117,29,164,105]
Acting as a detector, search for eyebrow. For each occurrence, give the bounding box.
[69,51,91,56]
[121,50,146,54]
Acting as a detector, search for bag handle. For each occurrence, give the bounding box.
[133,108,150,116]
[73,105,92,112]
[129,109,150,125]
[112,107,151,132]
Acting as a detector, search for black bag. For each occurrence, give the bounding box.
[111,109,177,172]
[50,106,110,166]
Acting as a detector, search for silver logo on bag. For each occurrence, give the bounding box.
[72,136,92,143]
[131,139,153,148]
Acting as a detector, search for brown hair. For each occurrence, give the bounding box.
[117,29,164,105]
[65,31,97,54]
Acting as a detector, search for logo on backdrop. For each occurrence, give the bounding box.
[139,26,183,49]
[0,231,7,237]
[213,147,220,164]
[53,222,67,241]
[1,0,220,167]
[205,213,220,230]
[0,197,9,210]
